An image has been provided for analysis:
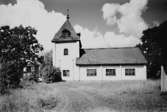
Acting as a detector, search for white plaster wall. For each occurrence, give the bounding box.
[78,65,147,81]
[79,66,102,81]
[53,41,80,81]
[121,65,147,80]
[52,43,56,67]
[102,66,122,80]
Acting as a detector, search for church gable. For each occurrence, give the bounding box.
[52,19,80,43]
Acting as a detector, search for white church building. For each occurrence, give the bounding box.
[52,15,147,81]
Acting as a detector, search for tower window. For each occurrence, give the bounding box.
[64,48,68,55]
[62,29,71,37]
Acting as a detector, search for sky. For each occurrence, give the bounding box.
[0,0,167,51]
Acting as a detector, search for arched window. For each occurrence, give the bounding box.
[62,29,71,37]
[64,48,68,55]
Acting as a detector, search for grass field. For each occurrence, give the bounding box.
[0,80,167,112]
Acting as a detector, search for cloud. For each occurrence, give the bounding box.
[74,25,141,48]
[0,0,148,50]
[104,32,141,47]
[0,0,66,51]
[74,25,108,48]
[75,0,148,48]
[102,0,148,38]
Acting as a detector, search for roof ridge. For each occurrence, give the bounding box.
[84,47,138,50]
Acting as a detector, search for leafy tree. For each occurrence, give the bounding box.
[0,60,8,94]
[0,25,43,93]
[139,21,167,78]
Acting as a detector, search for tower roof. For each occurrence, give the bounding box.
[52,14,80,43]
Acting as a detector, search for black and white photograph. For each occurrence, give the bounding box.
[0,0,167,112]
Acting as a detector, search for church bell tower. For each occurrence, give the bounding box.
[51,9,81,80]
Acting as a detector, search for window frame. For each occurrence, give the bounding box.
[87,69,97,76]
[106,69,116,76]
[64,48,68,55]
[125,68,135,76]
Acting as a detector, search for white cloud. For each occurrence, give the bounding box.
[102,0,148,38]
[74,0,148,48]
[74,25,141,48]
[102,3,120,25]
[0,0,148,50]
[74,25,108,48]
[0,0,66,51]
[104,32,141,47]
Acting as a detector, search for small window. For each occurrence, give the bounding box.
[64,48,68,55]
[63,70,70,77]
[87,69,96,76]
[62,29,71,37]
[106,69,116,76]
[125,69,135,76]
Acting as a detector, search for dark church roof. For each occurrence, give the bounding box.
[76,47,147,66]
[52,19,80,43]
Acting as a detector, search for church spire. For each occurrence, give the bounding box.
[67,9,70,20]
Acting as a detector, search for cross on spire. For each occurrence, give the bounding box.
[67,9,70,20]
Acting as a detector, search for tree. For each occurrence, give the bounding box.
[139,21,167,78]
[40,51,62,83]
[0,25,43,92]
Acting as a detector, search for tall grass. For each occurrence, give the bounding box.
[0,80,166,112]
[0,82,60,112]
[0,94,32,112]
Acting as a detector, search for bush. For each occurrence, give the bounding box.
[41,66,62,83]
[49,67,62,83]
[28,73,39,82]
